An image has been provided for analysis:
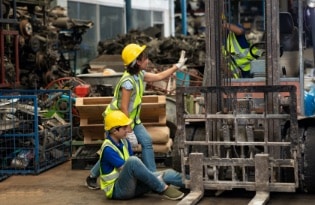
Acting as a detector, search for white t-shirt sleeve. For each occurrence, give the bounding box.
[121,80,133,90]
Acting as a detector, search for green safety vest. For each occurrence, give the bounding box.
[99,138,130,199]
[103,71,144,128]
[226,32,262,78]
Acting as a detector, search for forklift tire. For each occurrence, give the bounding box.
[281,135,295,182]
[302,126,315,193]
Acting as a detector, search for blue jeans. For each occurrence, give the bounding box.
[111,156,183,200]
[133,123,156,172]
[90,159,100,178]
[91,160,184,187]
[90,123,156,177]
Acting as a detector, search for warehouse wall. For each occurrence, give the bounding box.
[53,0,174,74]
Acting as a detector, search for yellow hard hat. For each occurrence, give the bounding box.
[104,110,132,131]
[121,43,146,66]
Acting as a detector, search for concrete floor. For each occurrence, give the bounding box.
[1,160,315,205]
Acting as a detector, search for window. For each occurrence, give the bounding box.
[66,0,169,73]
[131,9,151,30]
[100,6,124,40]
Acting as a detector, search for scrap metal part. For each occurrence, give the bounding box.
[1,1,93,89]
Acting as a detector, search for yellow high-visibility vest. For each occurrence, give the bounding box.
[226,32,262,78]
[104,71,144,128]
[99,139,130,198]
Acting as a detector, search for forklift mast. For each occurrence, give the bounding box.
[204,0,280,86]
[175,1,315,204]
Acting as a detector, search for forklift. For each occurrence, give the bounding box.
[174,0,315,204]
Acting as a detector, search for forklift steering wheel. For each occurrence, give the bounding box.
[250,42,283,58]
[249,42,266,59]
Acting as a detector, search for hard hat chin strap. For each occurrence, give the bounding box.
[130,60,136,67]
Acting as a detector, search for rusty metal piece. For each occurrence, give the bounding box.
[0,30,20,88]
[248,154,270,205]
[48,6,67,18]
[248,191,270,205]
[177,153,204,205]
[19,19,33,37]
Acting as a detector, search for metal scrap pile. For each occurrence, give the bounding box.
[94,28,205,95]
[97,28,206,73]
[1,1,93,89]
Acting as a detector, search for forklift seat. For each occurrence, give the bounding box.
[250,12,300,77]
[279,12,299,51]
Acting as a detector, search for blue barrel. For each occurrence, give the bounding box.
[176,71,190,86]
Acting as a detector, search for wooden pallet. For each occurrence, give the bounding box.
[76,95,166,126]
[75,95,168,145]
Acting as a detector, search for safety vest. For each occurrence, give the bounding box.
[226,32,262,78]
[99,138,130,199]
[103,71,144,128]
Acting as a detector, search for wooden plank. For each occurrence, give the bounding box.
[133,138,173,153]
[80,97,112,105]
[78,108,105,123]
[78,105,166,125]
[82,125,170,145]
[77,104,165,120]
[76,95,165,106]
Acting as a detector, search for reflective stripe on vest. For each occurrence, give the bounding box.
[99,139,130,199]
[103,71,144,128]
[226,32,261,73]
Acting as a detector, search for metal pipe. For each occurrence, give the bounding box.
[310,8,315,65]
[125,0,132,32]
[181,0,187,35]
[169,0,175,36]
[298,0,305,115]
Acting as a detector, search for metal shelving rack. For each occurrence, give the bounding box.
[0,0,20,88]
[0,89,73,175]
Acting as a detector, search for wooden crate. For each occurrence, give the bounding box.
[75,95,166,126]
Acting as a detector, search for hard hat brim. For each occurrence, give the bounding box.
[122,44,147,66]
[121,119,132,127]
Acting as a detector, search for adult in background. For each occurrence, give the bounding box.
[224,22,263,78]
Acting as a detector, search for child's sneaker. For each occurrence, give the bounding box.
[85,176,100,190]
[162,186,184,200]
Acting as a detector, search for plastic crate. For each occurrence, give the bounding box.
[71,145,100,170]
[0,89,72,175]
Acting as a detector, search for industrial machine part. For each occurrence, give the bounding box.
[0,0,93,89]
[175,1,315,205]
